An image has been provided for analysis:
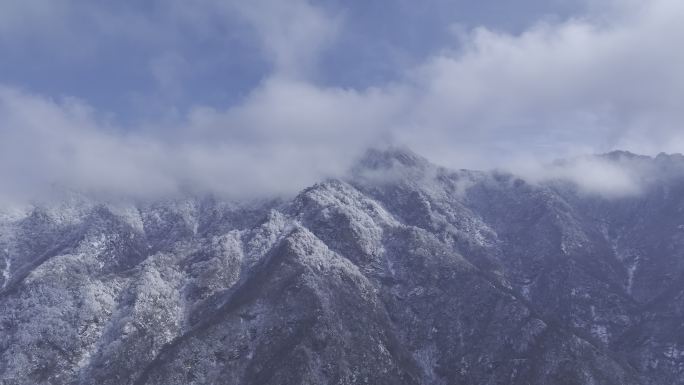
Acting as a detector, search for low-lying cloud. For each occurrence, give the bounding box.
[2,0,684,203]
[514,155,644,198]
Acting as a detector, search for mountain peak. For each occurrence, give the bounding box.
[353,146,430,172]
[654,152,684,162]
[599,150,650,162]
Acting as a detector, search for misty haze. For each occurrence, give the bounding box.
[2,1,684,384]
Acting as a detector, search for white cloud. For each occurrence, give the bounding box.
[511,155,643,197]
[224,0,341,78]
[2,0,684,202]
[0,79,404,202]
[404,0,684,168]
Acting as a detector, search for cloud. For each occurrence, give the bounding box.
[0,87,174,201]
[1,0,684,203]
[225,0,341,78]
[512,155,644,197]
[0,79,404,203]
[403,0,684,168]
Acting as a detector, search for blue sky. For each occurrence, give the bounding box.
[0,0,581,122]
[1,0,684,202]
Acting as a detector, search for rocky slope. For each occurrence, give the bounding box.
[2,148,684,384]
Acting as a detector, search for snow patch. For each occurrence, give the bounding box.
[664,344,684,359]
[1,253,10,288]
[521,281,532,299]
[245,210,289,262]
[627,255,640,294]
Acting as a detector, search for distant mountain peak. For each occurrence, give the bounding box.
[600,150,684,164]
[599,150,650,161]
[353,146,430,172]
[654,151,684,162]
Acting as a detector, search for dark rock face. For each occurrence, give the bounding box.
[1,149,684,384]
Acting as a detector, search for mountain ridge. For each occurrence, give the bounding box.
[2,148,684,384]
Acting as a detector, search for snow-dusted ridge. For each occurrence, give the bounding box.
[2,148,684,384]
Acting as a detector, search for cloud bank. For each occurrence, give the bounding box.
[1,0,684,203]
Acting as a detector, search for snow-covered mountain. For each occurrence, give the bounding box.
[2,148,684,384]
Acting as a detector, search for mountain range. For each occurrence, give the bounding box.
[2,148,684,384]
